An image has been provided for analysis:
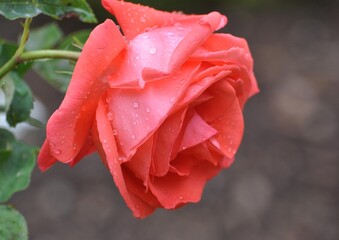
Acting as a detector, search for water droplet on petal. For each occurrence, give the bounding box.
[140,16,146,23]
[133,102,139,108]
[170,97,175,103]
[132,134,136,139]
[107,112,113,121]
[174,22,185,31]
[148,47,157,55]
[146,107,151,113]
[112,129,118,135]
[53,149,62,155]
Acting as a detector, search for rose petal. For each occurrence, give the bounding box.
[106,62,200,160]
[124,135,154,186]
[93,99,154,218]
[209,91,244,159]
[149,161,221,209]
[181,142,222,166]
[195,77,236,123]
[170,154,199,176]
[106,26,189,88]
[151,107,187,177]
[45,19,126,163]
[68,136,96,167]
[200,33,259,97]
[169,12,227,71]
[122,166,161,208]
[179,111,217,151]
[38,140,57,171]
[101,0,185,39]
[104,9,227,88]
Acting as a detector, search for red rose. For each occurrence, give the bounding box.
[38,0,259,218]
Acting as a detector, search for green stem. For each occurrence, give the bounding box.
[0,18,32,80]
[0,19,81,80]
[19,50,80,62]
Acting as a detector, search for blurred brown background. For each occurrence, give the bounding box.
[1,0,338,239]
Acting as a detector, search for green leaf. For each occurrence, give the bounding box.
[0,128,37,203]
[0,205,28,240]
[0,129,15,161]
[0,40,32,76]
[1,72,34,127]
[0,0,97,23]
[0,40,17,67]
[25,22,63,50]
[32,30,90,92]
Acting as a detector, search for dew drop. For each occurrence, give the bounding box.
[133,102,139,108]
[140,16,146,23]
[174,22,185,31]
[146,107,151,113]
[148,47,157,55]
[170,97,175,103]
[53,149,62,155]
[179,79,185,85]
[107,112,114,121]
[112,129,118,135]
[103,139,108,144]
[132,134,136,139]
[228,147,232,153]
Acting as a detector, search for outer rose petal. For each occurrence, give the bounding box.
[102,0,185,39]
[149,161,221,209]
[45,19,126,163]
[68,136,96,167]
[199,34,259,97]
[38,140,57,171]
[105,12,226,88]
[93,100,155,218]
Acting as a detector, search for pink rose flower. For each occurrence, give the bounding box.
[38,0,259,218]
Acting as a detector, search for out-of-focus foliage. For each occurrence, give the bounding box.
[0,129,37,202]
[0,205,28,240]
[0,0,97,23]
[26,23,91,92]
